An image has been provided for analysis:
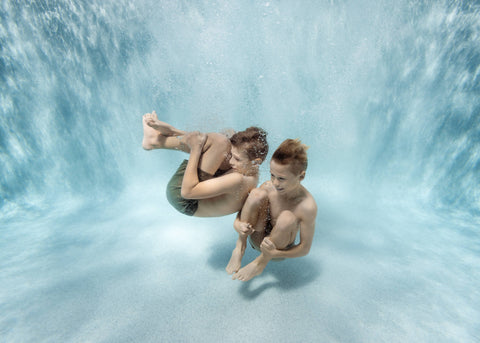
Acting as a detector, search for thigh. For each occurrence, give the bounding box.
[249,200,270,247]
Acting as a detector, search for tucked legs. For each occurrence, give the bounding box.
[231,209,299,281]
[226,188,269,274]
[142,111,231,176]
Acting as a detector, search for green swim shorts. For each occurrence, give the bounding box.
[166,160,199,216]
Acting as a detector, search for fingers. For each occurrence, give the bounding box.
[260,237,275,250]
[240,223,253,234]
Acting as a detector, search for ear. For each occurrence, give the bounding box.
[299,171,306,181]
[252,158,262,165]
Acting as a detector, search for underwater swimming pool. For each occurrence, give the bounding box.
[1,0,479,342]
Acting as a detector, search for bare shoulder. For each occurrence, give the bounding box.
[243,173,259,189]
[259,180,275,192]
[299,188,318,218]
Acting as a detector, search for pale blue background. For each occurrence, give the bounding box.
[1,1,479,342]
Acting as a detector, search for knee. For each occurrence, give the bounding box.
[207,133,231,154]
[275,211,297,231]
[247,188,268,207]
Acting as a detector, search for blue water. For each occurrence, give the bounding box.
[1,0,479,342]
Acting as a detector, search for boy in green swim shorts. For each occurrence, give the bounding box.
[142,111,269,217]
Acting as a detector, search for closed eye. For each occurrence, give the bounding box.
[271,174,285,181]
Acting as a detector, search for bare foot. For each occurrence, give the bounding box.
[142,114,162,150]
[226,248,244,274]
[232,256,268,282]
[144,111,185,136]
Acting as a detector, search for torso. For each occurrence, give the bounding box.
[194,171,258,217]
[262,181,314,227]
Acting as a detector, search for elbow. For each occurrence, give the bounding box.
[300,244,311,257]
[180,189,193,199]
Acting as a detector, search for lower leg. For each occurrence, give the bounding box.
[237,231,273,279]
[226,234,248,274]
[142,114,189,151]
[227,193,269,275]
[232,211,298,281]
[143,114,231,176]
[144,111,186,136]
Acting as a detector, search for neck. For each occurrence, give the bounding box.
[283,185,303,200]
[243,165,259,177]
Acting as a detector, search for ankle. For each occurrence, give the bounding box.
[234,245,246,254]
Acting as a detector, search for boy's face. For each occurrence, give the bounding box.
[229,146,252,174]
[270,160,304,195]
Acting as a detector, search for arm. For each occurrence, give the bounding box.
[182,173,245,199]
[181,132,244,199]
[233,213,254,236]
[180,132,205,198]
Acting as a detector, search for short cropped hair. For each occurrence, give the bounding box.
[272,138,308,175]
[230,127,269,162]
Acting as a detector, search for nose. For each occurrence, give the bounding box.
[272,178,279,187]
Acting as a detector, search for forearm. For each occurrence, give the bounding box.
[181,146,202,198]
[233,216,242,232]
[269,244,310,259]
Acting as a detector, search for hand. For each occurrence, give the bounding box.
[260,237,276,257]
[234,220,254,236]
[184,131,207,150]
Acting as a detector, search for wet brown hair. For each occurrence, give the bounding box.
[272,138,308,175]
[230,127,269,163]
